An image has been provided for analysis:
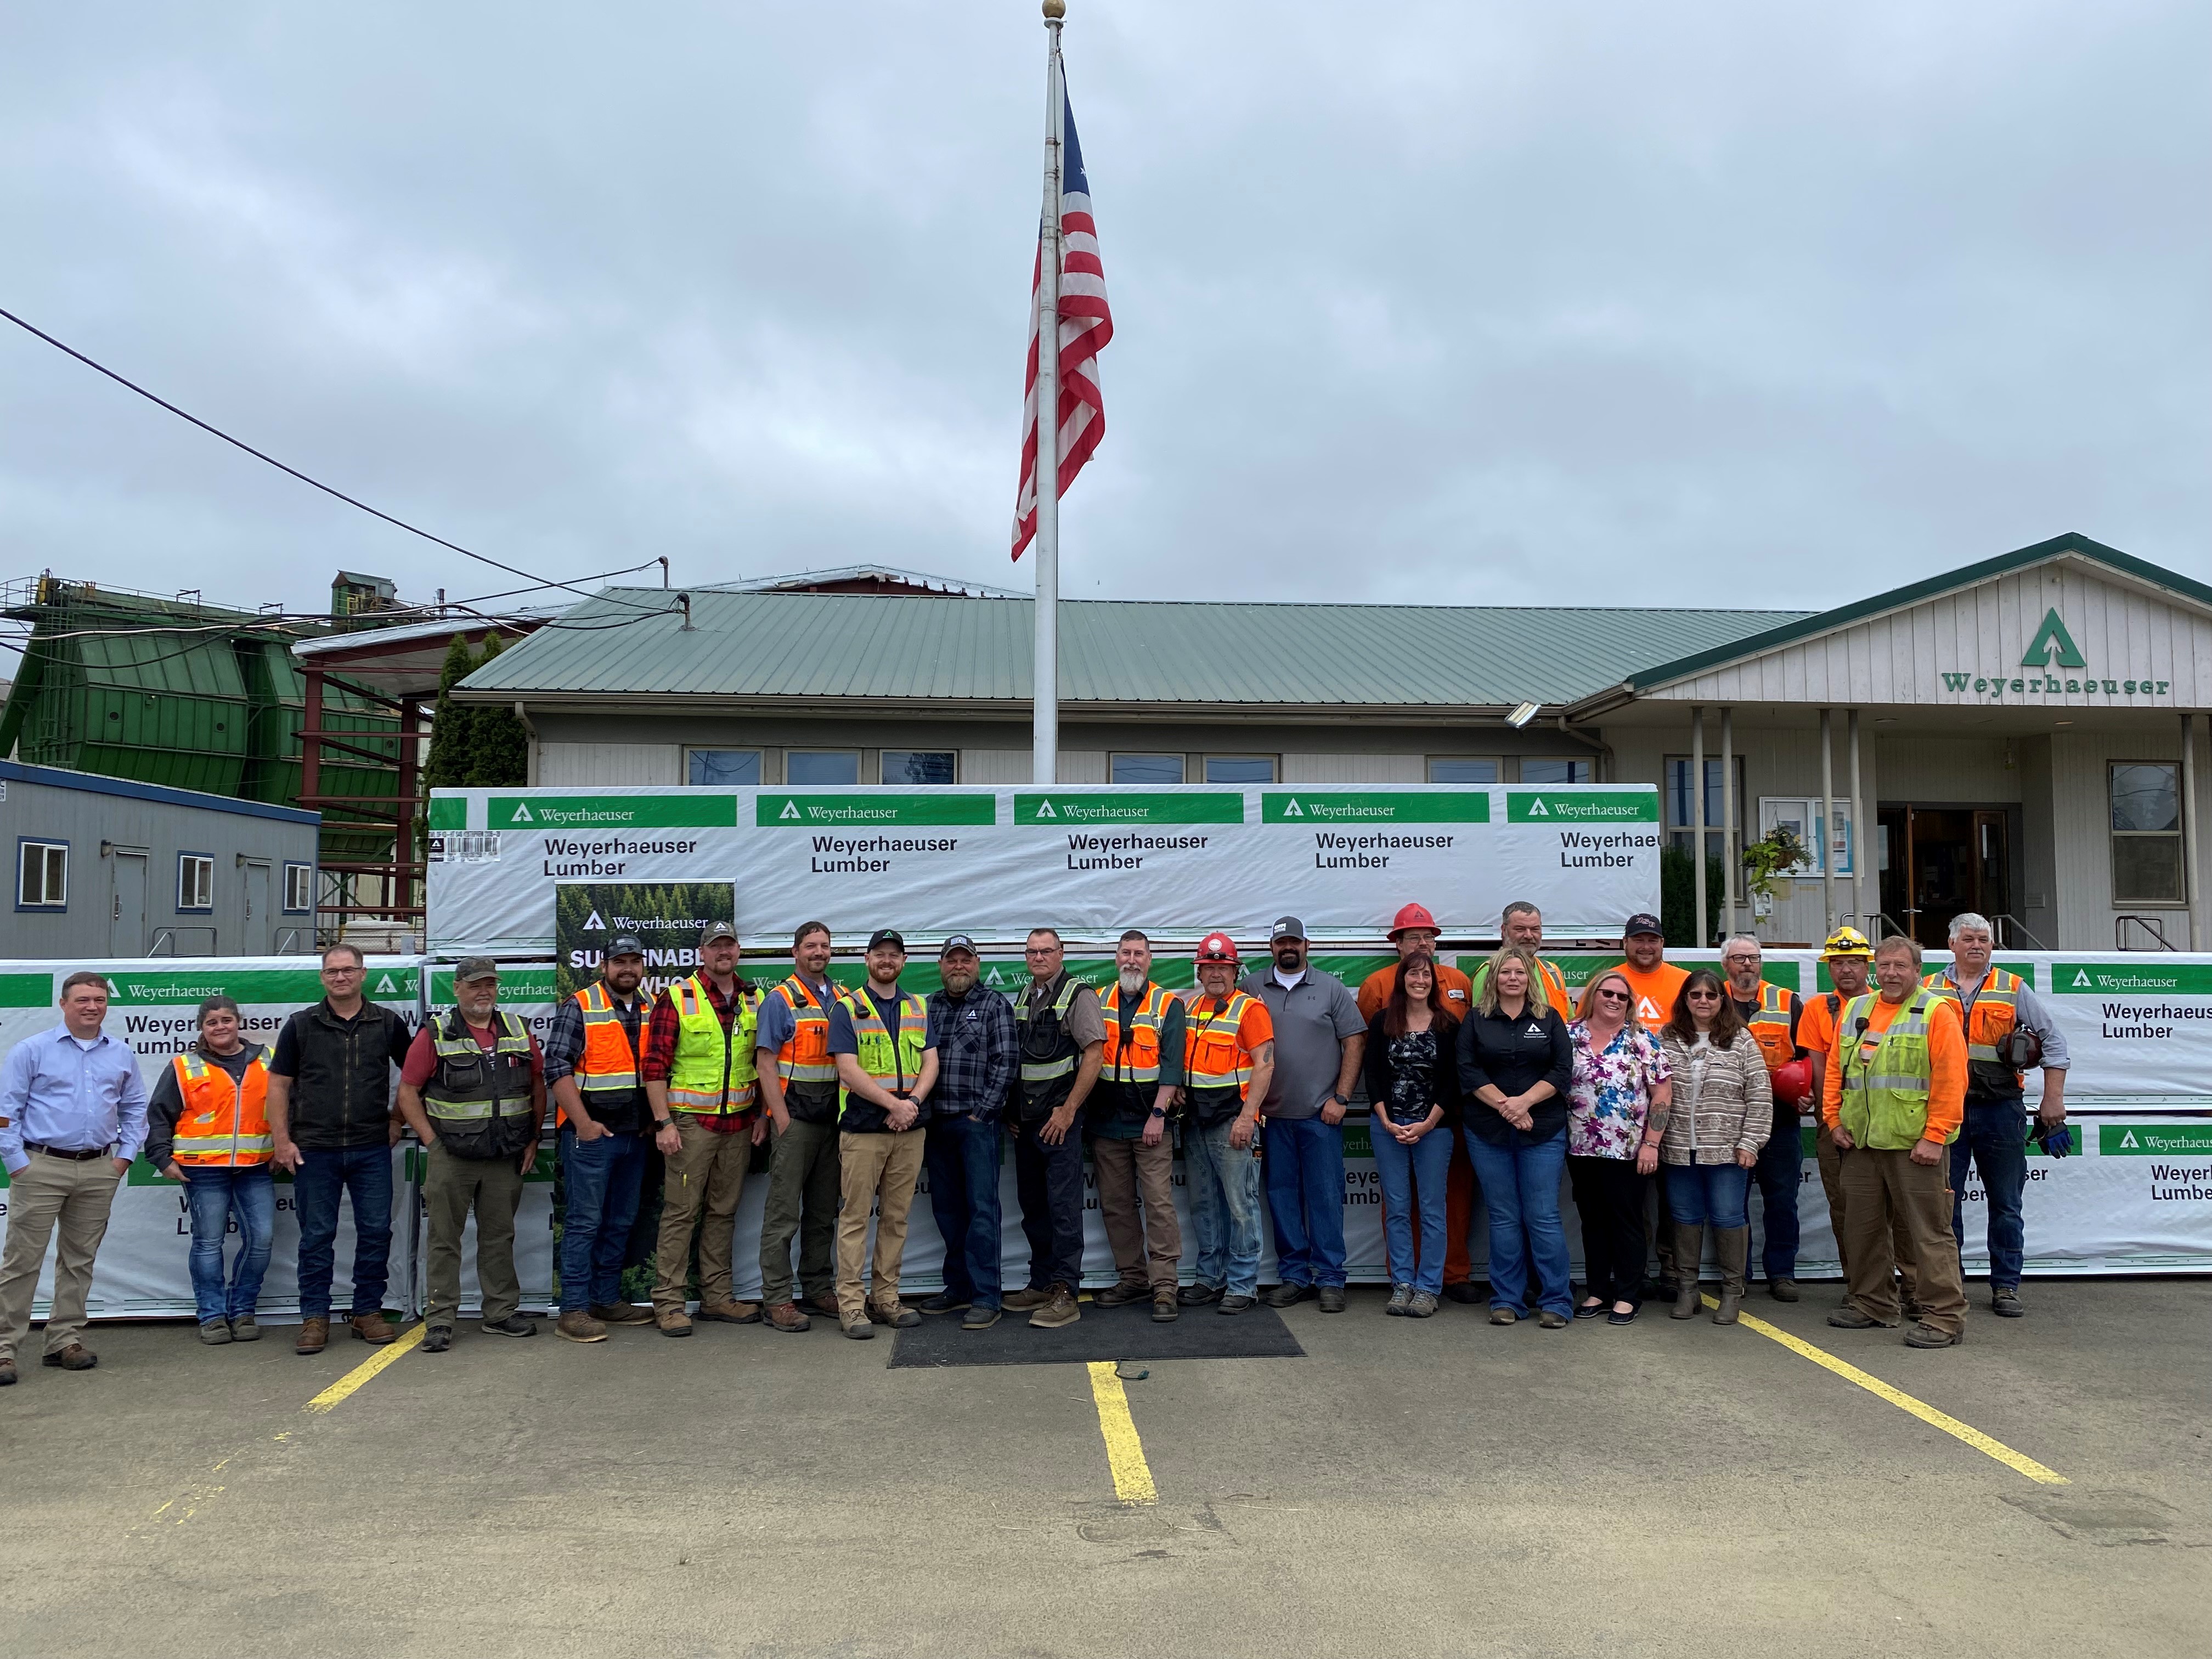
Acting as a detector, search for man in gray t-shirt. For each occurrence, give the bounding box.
[1242,916,1366,1311]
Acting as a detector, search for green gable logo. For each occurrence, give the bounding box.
[2020,608,2086,670]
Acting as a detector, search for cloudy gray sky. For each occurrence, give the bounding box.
[2,1,2204,630]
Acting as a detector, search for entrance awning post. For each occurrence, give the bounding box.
[1819,707,1837,939]
[1691,706,1707,947]
[1847,707,1866,936]
[2183,712,2203,951]
[1720,705,1737,938]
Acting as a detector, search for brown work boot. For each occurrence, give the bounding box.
[295,1316,330,1355]
[1152,1287,1180,1323]
[1029,1283,1080,1329]
[1002,1285,1053,1311]
[765,1301,811,1333]
[42,1343,97,1371]
[556,1310,608,1343]
[696,1297,761,1324]
[349,1311,396,1345]
[1094,1280,1149,1307]
[589,1301,654,1325]
[656,1306,693,1338]
[800,1292,843,1321]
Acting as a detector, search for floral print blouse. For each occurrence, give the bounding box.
[1566,1020,1670,1160]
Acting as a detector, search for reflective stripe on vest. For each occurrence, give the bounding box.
[1745,981,1796,1075]
[425,1010,536,1126]
[839,990,929,1108]
[1838,989,1950,1149]
[666,975,761,1114]
[1923,969,2022,1065]
[774,975,841,1084]
[1184,992,1259,1096]
[1016,975,1086,1085]
[170,1048,274,1166]
[1104,982,1172,1085]
[574,984,646,1094]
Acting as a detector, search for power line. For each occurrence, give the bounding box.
[0,303,665,613]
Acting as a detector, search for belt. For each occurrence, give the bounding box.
[26,1142,113,1161]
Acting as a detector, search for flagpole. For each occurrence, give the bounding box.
[1032,0,1065,786]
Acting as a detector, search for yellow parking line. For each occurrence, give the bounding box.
[303,1322,425,1413]
[1085,1361,1159,1505]
[1705,1297,2068,1485]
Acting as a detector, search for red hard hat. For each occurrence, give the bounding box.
[1390,902,1438,936]
[1771,1057,1814,1107]
[1195,931,1240,963]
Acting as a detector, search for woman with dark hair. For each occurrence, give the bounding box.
[1457,945,1576,1328]
[1566,969,1671,1324]
[1658,970,1773,1324]
[1363,953,1460,1318]
[145,995,275,1344]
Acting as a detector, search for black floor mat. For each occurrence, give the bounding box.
[887,1296,1306,1368]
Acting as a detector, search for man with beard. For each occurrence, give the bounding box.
[545,935,654,1342]
[919,935,1017,1330]
[1087,930,1186,1324]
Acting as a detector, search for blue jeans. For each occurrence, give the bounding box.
[181,1166,275,1324]
[1370,1121,1451,1293]
[1951,1101,2029,1287]
[294,1144,393,1319]
[559,1127,650,1314]
[1263,1116,1347,1288]
[1184,1118,1264,1297]
[1752,1115,1803,1280]
[924,1114,1003,1309]
[1666,1160,1752,1229]
[1463,1128,1572,1317]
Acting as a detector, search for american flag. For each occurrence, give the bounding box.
[1012,89,1112,561]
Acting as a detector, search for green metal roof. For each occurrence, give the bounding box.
[456,589,1809,710]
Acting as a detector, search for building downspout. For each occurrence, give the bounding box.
[1553,716,1615,782]
[515,701,539,787]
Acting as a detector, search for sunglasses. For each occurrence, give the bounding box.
[1686,989,1723,1002]
[1593,988,1630,1003]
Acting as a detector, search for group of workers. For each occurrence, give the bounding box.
[0,902,2066,1379]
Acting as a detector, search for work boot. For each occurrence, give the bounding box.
[765,1301,811,1333]
[1317,1285,1347,1313]
[842,1317,875,1340]
[696,1297,760,1325]
[1991,1285,2025,1318]
[589,1301,654,1326]
[43,1343,97,1370]
[480,1315,537,1338]
[1712,1226,1750,1325]
[198,1320,233,1345]
[1442,1283,1485,1305]
[656,1306,693,1338]
[0,1358,15,1385]
[800,1292,843,1321]
[1263,1282,1313,1309]
[963,1305,1003,1330]
[917,1290,970,1315]
[1176,1282,1224,1307]
[1768,1277,1801,1303]
[557,1310,608,1343]
[349,1311,396,1345]
[229,1314,261,1342]
[867,1301,921,1329]
[1002,1286,1053,1312]
[1386,1284,1412,1316]
[1029,1283,1080,1328]
[295,1316,330,1355]
[1904,1323,1963,1348]
[1094,1280,1149,1307]
[1827,1307,1899,1329]
[1151,1288,1180,1323]
[421,1326,453,1353]
[1670,1224,1705,1320]
[1216,1294,1257,1314]
[1407,1290,1438,1319]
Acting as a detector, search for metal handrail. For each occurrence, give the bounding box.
[1989,912,2051,951]
[148,926,218,957]
[2116,914,2179,951]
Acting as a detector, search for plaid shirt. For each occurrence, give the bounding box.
[542,983,650,1133]
[644,975,760,1135]
[926,982,1018,1118]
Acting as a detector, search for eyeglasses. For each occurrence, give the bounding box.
[1593,988,1629,1003]
[1685,989,1722,1002]
[321,966,363,977]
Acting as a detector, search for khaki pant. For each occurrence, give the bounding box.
[1817,1123,1920,1302]
[422,1143,526,1328]
[0,1152,123,1359]
[1092,1136,1181,1289]
[1839,1146,1966,1335]
[653,1116,752,1313]
[836,1129,925,1323]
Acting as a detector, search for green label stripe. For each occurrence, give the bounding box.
[109,969,331,1004]
[2054,963,2212,996]
[1261,791,1490,825]
[490,795,736,829]
[756,793,995,827]
[2101,1123,2212,1155]
[1015,792,1244,826]
[427,797,467,830]
[430,967,557,1004]
[1506,789,1660,824]
[0,973,52,1008]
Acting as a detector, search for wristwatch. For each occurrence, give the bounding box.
[1326,1092,1349,1107]
[653,1118,675,1133]
[1149,1105,1168,1119]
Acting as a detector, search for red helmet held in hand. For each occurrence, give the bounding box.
[1771,1057,1814,1107]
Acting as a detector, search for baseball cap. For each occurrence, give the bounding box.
[1269,915,1307,942]
[1622,913,1663,939]
[868,929,907,953]
[699,921,738,946]
[454,955,500,983]
[607,934,646,958]
[940,933,978,958]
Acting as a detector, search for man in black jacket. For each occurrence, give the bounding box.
[266,944,415,1355]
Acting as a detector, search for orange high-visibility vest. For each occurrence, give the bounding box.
[1923,968,2024,1087]
[558,982,648,1127]
[772,975,843,1086]
[1184,992,1261,1098]
[1103,982,1176,1085]
[169,1048,273,1167]
[1742,981,1798,1076]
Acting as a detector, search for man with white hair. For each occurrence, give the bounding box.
[1923,913,2069,1319]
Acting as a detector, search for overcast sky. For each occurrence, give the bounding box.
[2,1,2204,630]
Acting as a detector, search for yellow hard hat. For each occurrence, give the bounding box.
[1821,926,1874,959]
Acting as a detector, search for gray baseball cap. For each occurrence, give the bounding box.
[1269,915,1308,942]
[607,934,646,959]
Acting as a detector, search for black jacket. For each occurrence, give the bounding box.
[269,1000,414,1150]
[1456,1001,1573,1146]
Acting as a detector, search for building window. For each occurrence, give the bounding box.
[882,750,955,785]
[283,861,315,914]
[687,748,761,786]
[1203,755,1277,784]
[787,751,860,786]
[1427,758,1499,784]
[178,854,215,913]
[2111,761,2184,904]
[1754,795,1852,877]
[1521,758,1593,785]
[16,840,67,909]
[1664,757,1767,861]
[1111,753,1184,783]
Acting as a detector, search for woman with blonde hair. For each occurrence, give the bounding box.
[1566,969,1671,1323]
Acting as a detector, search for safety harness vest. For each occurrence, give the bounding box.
[424,1008,539,1160]
[168,1046,274,1167]
[665,974,763,1116]
[1016,973,1086,1114]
